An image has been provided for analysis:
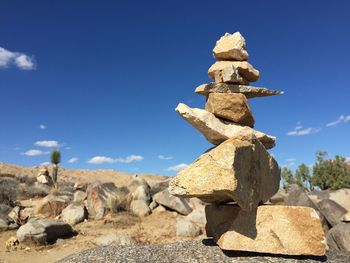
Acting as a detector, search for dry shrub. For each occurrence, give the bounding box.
[0,177,19,206]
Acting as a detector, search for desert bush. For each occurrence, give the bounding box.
[19,176,36,185]
[109,187,131,212]
[0,177,19,206]
[0,173,16,178]
[17,183,50,199]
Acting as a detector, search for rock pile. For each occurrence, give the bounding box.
[169,32,326,256]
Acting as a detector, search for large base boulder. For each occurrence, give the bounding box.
[205,204,326,256]
[170,137,280,211]
[17,218,73,245]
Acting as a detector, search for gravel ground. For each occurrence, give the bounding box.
[57,239,350,263]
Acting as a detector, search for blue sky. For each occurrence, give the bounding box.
[0,0,349,175]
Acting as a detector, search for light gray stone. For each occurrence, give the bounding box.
[61,203,87,226]
[175,217,201,237]
[130,200,151,217]
[153,189,192,216]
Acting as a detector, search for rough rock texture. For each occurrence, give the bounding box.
[269,188,287,205]
[318,199,347,227]
[94,233,134,246]
[195,83,283,98]
[36,174,53,185]
[286,185,329,232]
[153,189,192,215]
[87,182,129,220]
[208,61,259,82]
[61,203,87,226]
[327,223,350,252]
[206,205,326,256]
[73,190,87,203]
[169,137,280,211]
[175,103,275,149]
[185,205,206,225]
[205,93,255,127]
[17,218,73,245]
[341,211,350,222]
[150,179,170,196]
[175,217,202,237]
[35,194,71,217]
[214,64,249,85]
[213,32,249,61]
[131,185,151,205]
[130,200,151,217]
[308,188,350,212]
[58,239,349,263]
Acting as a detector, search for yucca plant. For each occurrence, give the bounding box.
[51,149,61,185]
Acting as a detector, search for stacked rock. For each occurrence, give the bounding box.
[36,166,53,185]
[169,32,326,256]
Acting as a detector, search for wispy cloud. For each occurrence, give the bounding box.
[22,149,49,156]
[0,47,35,70]
[39,124,46,130]
[158,154,173,160]
[287,125,321,136]
[87,154,144,165]
[326,115,350,127]
[40,162,50,166]
[283,158,296,167]
[68,157,78,164]
[65,147,72,150]
[166,163,189,172]
[34,140,60,148]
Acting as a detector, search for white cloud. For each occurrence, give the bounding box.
[68,157,78,164]
[166,163,189,172]
[158,154,173,160]
[39,124,46,129]
[326,115,350,127]
[287,125,321,136]
[34,140,60,148]
[87,155,144,165]
[40,162,50,166]
[0,47,35,70]
[22,149,49,156]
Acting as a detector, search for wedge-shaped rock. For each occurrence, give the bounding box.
[175,103,275,149]
[208,61,259,82]
[169,137,280,210]
[205,204,326,256]
[214,65,249,85]
[213,32,249,61]
[205,93,255,127]
[195,83,283,98]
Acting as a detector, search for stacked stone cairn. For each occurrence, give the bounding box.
[169,32,326,256]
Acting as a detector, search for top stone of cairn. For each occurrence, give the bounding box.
[213,32,248,61]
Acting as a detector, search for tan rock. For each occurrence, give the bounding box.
[208,61,259,83]
[169,137,280,211]
[205,204,326,256]
[213,32,248,61]
[205,93,254,127]
[214,65,249,85]
[195,83,283,98]
[175,103,275,149]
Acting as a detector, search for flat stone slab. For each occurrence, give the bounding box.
[175,103,275,149]
[206,205,326,256]
[195,83,283,98]
[57,239,349,263]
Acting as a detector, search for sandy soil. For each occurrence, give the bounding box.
[0,211,203,263]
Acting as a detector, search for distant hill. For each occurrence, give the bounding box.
[0,162,168,187]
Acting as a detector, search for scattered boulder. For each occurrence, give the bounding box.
[128,175,150,193]
[205,93,255,127]
[341,212,350,222]
[170,137,280,211]
[318,199,347,227]
[185,205,206,225]
[150,179,170,196]
[327,223,350,252]
[131,185,151,205]
[208,61,259,83]
[213,32,248,61]
[308,188,350,212]
[8,206,20,224]
[175,103,275,149]
[269,188,287,204]
[195,83,283,98]
[94,233,134,246]
[35,194,71,217]
[5,236,19,251]
[86,182,129,220]
[73,190,87,203]
[175,217,202,237]
[206,204,326,256]
[61,203,87,226]
[153,189,192,215]
[130,200,151,217]
[17,218,73,245]
[152,205,166,213]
